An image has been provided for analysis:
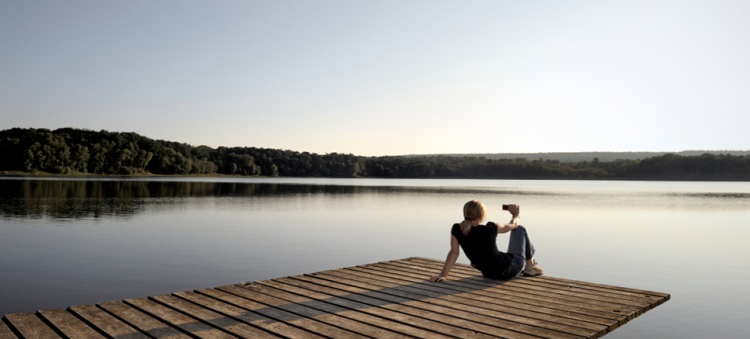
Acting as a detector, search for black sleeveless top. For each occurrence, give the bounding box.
[451,222,513,278]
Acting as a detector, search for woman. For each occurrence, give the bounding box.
[429,200,543,282]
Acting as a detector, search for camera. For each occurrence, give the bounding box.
[502,204,510,210]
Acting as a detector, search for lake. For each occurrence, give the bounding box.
[1,177,749,338]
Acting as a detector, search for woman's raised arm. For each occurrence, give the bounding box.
[496,204,520,234]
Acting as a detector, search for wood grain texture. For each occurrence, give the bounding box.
[0,257,670,338]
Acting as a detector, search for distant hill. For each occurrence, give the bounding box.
[430,151,750,163]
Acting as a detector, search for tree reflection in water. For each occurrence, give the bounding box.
[0,179,368,219]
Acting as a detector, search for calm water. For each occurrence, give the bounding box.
[1,177,749,338]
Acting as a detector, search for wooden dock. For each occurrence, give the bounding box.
[1,257,669,338]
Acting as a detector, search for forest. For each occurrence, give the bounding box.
[1,127,749,181]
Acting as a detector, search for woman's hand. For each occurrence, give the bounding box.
[429,275,446,283]
[497,204,521,233]
[508,204,520,217]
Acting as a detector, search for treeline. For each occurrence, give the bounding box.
[441,150,750,163]
[0,128,364,177]
[1,128,749,180]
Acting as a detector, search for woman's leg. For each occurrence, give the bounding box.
[507,225,535,261]
[507,225,543,276]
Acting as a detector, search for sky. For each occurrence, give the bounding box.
[2,1,749,156]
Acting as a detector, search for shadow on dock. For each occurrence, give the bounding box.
[2,257,669,338]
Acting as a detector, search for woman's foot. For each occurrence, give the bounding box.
[523,259,544,276]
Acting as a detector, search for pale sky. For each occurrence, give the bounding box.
[2,1,749,156]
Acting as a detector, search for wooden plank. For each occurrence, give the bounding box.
[510,278,657,308]
[270,277,464,339]
[0,320,18,339]
[37,309,102,338]
[389,259,644,321]
[315,267,605,338]
[209,284,397,339]
[199,287,361,339]
[149,293,275,338]
[341,264,615,332]
[417,257,661,306]
[250,280,427,338]
[98,301,190,339]
[197,285,392,338]
[278,276,502,339]
[257,279,452,339]
[347,268,612,331]
[124,298,234,338]
[537,275,671,302]
[68,304,146,338]
[401,257,668,329]
[407,256,668,321]
[377,260,637,321]
[413,257,670,300]
[365,260,625,330]
[367,261,635,319]
[215,284,368,339]
[363,263,622,328]
[297,272,571,339]
[3,313,61,338]
[174,290,319,339]
[1,257,669,339]
[411,256,668,300]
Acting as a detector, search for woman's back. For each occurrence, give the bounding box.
[451,222,512,277]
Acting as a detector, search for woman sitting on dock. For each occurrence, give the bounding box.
[429,200,544,282]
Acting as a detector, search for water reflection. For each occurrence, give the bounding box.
[2,177,750,338]
[0,178,568,220]
[2,177,749,221]
[3,177,750,220]
[0,180,365,219]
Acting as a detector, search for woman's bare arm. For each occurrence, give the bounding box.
[429,235,460,282]
[497,215,520,233]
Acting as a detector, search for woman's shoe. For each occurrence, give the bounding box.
[523,260,544,277]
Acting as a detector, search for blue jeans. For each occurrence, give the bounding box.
[497,225,535,279]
